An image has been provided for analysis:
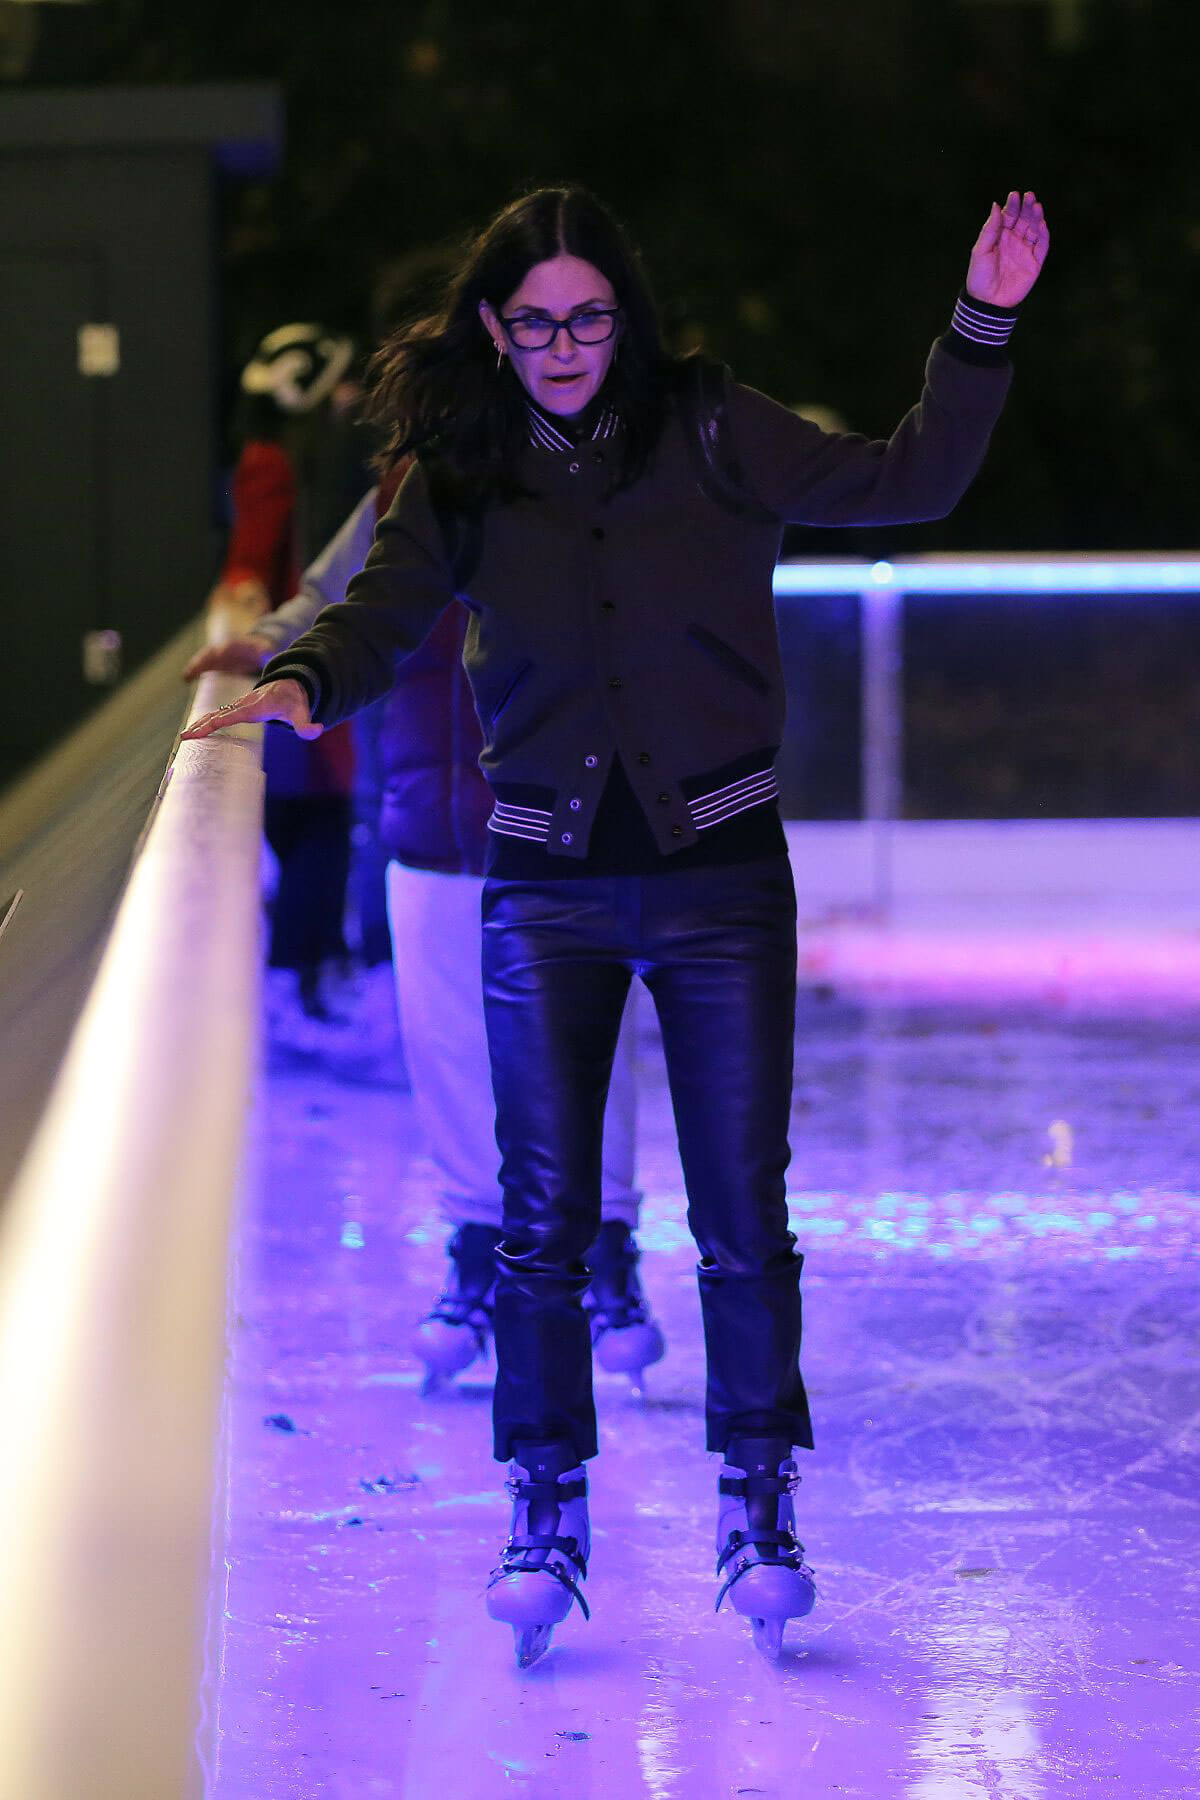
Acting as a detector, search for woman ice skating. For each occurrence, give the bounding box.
[184,183,1049,1666]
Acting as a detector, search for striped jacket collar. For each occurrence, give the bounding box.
[526,401,619,454]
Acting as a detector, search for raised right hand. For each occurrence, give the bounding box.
[179,677,324,742]
[966,190,1049,308]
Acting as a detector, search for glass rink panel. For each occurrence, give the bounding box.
[771,559,1200,824]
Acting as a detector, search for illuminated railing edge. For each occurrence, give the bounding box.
[773,554,1200,595]
[0,616,264,1800]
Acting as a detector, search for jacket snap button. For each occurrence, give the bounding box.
[568,460,580,474]
[592,450,604,464]
[585,754,598,768]
[601,601,616,613]
[591,525,605,539]
[561,831,573,845]
[637,751,651,765]
[569,798,582,811]
[671,825,684,838]
[657,792,670,805]
[609,676,622,689]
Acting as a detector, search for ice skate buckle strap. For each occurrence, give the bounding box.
[714,1526,808,1613]
[718,1472,798,1499]
[502,1533,588,1578]
[506,1475,587,1503]
[492,1535,591,1620]
[716,1527,799,1575]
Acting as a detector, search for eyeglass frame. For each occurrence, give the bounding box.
[496,306,622,352]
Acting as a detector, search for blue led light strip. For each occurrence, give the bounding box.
[772,557,1200,596]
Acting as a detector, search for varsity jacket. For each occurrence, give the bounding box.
[262,299,1016,862]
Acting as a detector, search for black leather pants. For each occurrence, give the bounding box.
[481,855,813,1463]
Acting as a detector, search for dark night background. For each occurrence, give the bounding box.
[3,0,1199,815]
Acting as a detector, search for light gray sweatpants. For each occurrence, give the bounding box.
[386,861,641,1228]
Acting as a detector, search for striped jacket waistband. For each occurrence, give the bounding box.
[486,763,778,844]
[487,800,553,843]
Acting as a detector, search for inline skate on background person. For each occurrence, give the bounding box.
[188,466,667,1396]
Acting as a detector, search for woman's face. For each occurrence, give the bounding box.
[480,253,619,417]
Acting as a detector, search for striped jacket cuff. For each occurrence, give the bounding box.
[943,290,1020,367]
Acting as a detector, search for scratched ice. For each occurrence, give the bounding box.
[208,979,1200,1798]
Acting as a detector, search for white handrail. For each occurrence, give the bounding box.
[0,648,264,1799]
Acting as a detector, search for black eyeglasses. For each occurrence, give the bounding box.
[499,307,621,351]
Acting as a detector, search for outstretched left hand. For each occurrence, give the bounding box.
[966,190,1049,308]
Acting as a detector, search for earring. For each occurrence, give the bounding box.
[495,342,505,369]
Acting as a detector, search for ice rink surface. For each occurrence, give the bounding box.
[209,968,1200,1799]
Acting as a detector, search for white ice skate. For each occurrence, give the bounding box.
[715,1439,816,1661]
[411,1224,501,1394]
[486,1444,590,1668]
[584,1221,666,1396]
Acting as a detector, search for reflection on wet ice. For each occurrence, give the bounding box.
[909,1619,1043,1799]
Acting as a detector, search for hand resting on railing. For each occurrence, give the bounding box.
[181,634,274,681]
[180,678,325,742]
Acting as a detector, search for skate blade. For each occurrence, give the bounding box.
[751,1617,785,1661]
[514,1623,553,1668]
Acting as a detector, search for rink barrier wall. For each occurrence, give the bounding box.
[0,604,264,1800]
[784,818,1200,910]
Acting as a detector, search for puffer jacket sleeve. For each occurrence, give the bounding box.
[259,459,454,727]
[726,327,1013,529]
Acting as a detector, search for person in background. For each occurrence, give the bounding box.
[186,468,666,1394]
[195,324,359,1020]
[300,327,396,975]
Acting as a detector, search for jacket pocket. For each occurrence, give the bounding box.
[685,624,770,695]
[489,660,533,724]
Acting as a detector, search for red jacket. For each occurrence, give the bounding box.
[222,439,354,796]
[222,439,299,605]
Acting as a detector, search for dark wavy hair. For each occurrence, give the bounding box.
[366,186,676,504]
